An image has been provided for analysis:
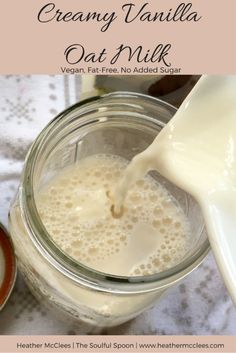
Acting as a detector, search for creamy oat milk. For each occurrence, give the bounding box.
[13,76,236,327]
[36,154,191,276]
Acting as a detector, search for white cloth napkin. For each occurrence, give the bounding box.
[0,75,235,335]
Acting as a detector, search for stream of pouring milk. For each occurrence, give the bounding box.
[113,75,236,304]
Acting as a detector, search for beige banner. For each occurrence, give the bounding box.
[0,0,235,74]
[0,335,235,353]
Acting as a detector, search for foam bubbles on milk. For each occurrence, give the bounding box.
[36,154,191,276]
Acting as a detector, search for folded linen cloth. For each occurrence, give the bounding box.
[0,75,235,335]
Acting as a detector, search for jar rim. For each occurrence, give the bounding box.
[21,91,210,293]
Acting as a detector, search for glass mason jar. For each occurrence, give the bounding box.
[9,92,209,331]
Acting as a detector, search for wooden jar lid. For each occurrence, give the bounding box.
[0,225,16,310]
